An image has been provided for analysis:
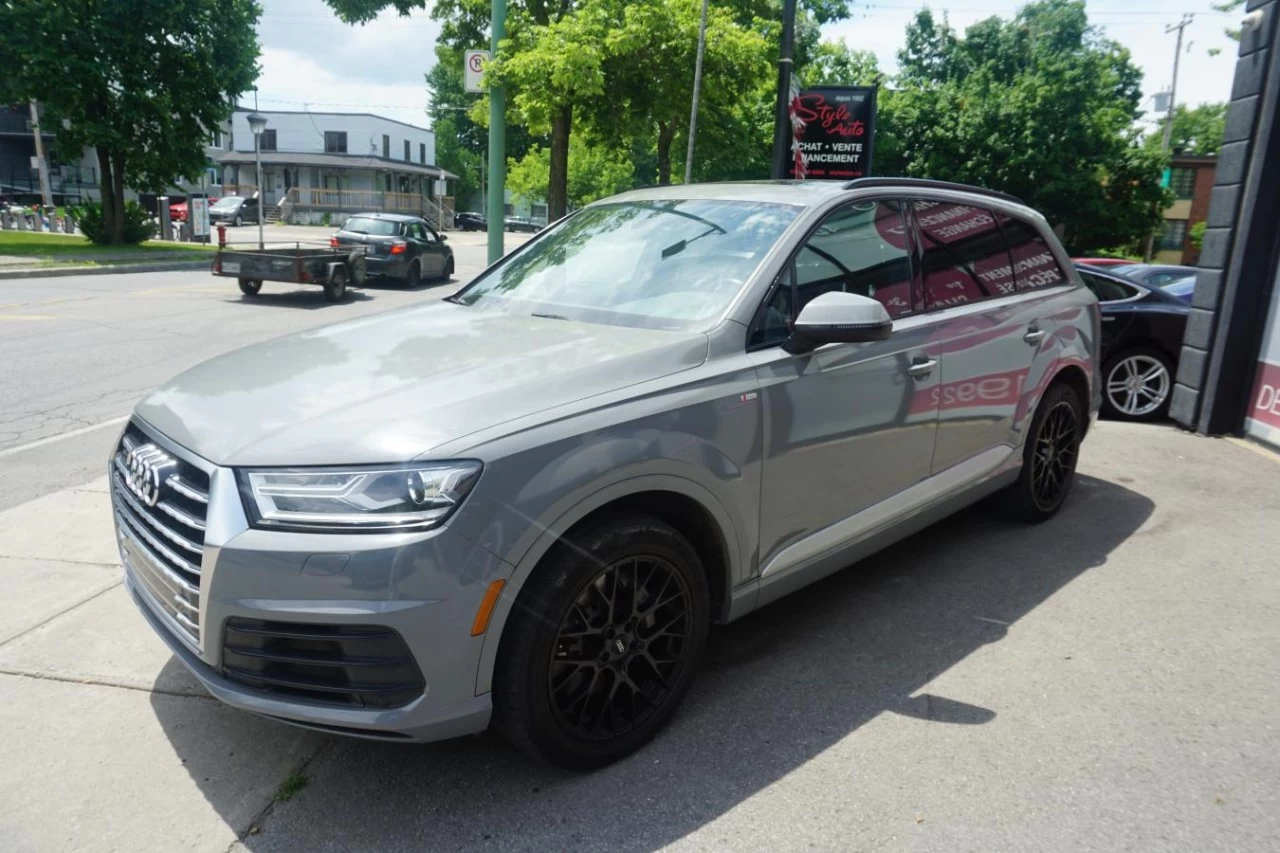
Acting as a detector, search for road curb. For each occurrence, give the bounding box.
[0,258,212,280]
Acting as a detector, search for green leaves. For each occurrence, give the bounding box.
[1147,103,1228,157]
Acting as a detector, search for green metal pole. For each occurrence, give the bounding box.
[486,0,507,264]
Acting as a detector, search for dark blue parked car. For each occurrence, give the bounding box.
[1075,264,1190,421]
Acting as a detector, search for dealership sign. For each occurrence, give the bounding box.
[786,86,877,181]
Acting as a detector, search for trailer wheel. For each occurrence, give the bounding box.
[238,279,262,296]
[324,267,348,302]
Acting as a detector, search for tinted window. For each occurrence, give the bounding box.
[456,200,799,330]
[1000,217,1067,291]
[342,216,400,236]
[1079,270,1138,302]
[794,200,914,319]
[324,131,347,153]
[915,201,1015,308]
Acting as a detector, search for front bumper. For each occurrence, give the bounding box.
[113,420,510,742]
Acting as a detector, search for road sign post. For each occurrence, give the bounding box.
[486,2,506,264]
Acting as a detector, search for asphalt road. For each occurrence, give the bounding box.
[0,231,527,511]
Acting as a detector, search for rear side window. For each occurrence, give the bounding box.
[1079,270,1138,302]
[1001,217,1067,291]
[914,201,1016,309]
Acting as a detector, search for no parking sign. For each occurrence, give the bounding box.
[464,50,489,94]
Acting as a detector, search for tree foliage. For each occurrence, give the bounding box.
[1146,103,1228,156]
[880,0,1169,253]
[799,39,883,87]
[0,0,260,244]
[507,138,635,209]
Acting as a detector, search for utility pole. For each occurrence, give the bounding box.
[684,0,709,185]
[769,0,800,179]
[486,0,507,264]
[1145,13,1193,262]
[28,101,54,212]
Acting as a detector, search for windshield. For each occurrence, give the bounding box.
[211,197,242,211]
[342,216,400,236]
[454,200,800,330]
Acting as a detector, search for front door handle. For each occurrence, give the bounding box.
[907,357,937,380]
[1023,326,1047,345]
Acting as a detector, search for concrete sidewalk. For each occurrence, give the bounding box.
[1,422,1277,852]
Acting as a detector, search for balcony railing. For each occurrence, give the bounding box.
[284,188,427,214]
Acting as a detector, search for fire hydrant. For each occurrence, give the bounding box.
[216,223,227,248]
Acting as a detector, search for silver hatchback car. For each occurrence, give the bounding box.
[112,179,1099,769]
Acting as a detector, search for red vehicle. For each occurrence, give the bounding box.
[169,196,218,222]
[1072,257,1133,267]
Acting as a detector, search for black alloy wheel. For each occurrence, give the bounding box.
[493,513,710,770]
[1000,381,1082,522]
[441,257,454,280]
[547,555,693,742]
[233,214,242,227]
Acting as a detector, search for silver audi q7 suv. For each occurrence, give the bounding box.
[112,178,1100,769]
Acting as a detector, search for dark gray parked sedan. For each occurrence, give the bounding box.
[333,212,454,286]
[111,178,1099,769]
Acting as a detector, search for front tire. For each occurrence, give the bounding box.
[232,214,242,227]
[1102,348,1173,421]
[492,513,710,770]
[440,257,454,280]
[1000,382,1083,522]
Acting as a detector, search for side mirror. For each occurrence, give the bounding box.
[783,291,893,354]
[439,233,448,242]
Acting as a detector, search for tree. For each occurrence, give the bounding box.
[0,0,260,244]
[879,0,1169,253]
[1146,103,1227,156]
[797,39,883,87]
[507,137,635,209]
[603,0,770,185]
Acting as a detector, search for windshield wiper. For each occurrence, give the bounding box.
[661,224,722,260]
[532,312,571,321]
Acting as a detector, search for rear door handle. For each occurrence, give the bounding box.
[1023,327,1047,345]
[907,357,937,380]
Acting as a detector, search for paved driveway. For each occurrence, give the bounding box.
[0,422,1277,852]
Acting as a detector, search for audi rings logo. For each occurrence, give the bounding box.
[123,443,177,507]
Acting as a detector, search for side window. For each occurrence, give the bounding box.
[747,265,795,349]
[1079,271,1137,303]
[1000,217,1068,291]
[424,224,440,242]
[794,200,914,319]
[914,201,1015,309]
[407,222,425,240]
[747,200,913,350]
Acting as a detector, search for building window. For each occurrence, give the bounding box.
[1160,219,1188,251]
[403,139,409,161]
[1169,167,1196,199]
[324,131,347,153]
[419,143,426,164]
[504,203,514,215]
[209,129,223,148]
[382,134,390,158]
[311,167,320,188]
[259,129,277,151]
[532,203,547,220]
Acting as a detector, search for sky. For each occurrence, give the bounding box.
[250,0,1242,131]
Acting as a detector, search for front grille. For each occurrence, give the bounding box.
[221,618,426,709]
[111,424,209,647]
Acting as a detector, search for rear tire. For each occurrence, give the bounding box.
[492,513,710,770]
[405,260,421,288]
[323,267,347,302]
[238,279,262,296]
[999,382,1083,523]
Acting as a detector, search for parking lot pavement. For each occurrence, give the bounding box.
[0,421,1277,852]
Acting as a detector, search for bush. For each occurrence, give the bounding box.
[1189,220,1207,253]
[320,211,332,227]
[72,200,156,245]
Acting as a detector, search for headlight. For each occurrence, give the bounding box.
[239,461,482,532]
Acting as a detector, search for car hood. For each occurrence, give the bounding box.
[136,301,709,466]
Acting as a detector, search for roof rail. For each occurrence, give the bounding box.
[842,177,1025,206]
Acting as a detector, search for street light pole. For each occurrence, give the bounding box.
[684,0,709,185]
[486,0,507,264]
[769,0,799,179]
[247,112,268,250]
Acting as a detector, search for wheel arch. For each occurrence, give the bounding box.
[1050,363,1092,437]
[473,475,739,696]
